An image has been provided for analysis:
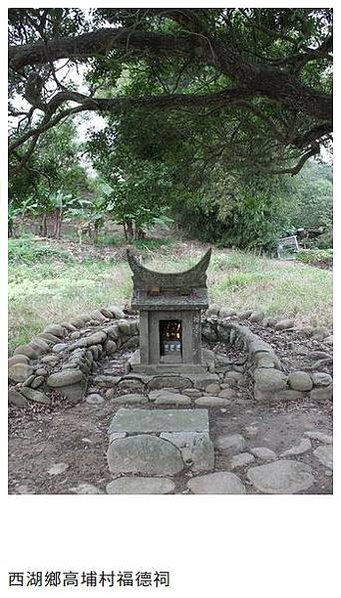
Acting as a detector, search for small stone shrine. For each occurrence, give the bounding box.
[127,248,213,375]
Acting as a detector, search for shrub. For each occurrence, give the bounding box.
[8,237,73,264]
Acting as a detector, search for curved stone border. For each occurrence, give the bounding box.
[9,304,333,407]
[206,304,333,343]
[202,311,332,403]
[8,305,139,407]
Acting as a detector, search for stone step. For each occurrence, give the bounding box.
[107,408,214,477]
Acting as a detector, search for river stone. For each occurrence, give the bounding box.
[47,369,84,387]
[44,324,65,338]
[215,433,246,454]
[110,393,148,405]
[238,310,253,319]
[85,393,105,405]
[8,389,29,408]
[70,331,81,340]
[182,388,202,399]
[254,368,287,392]
[70,317,88,328]
[224,370,244,382]
[13,344,39,360]
[148,376,192,390]
[95,374,122,387]
[250,310,265,322]
[281,438,312,456]
[108,408,209,435]
[48,462,69,475]
[69,483,103,494]
[205,382,221,395]
[90,310,107,321]
[9,355,30,367]
[85,331,107,346]
[194,374,220,390]
[52,343,68,354]
[105,340,117,354]
[106,325,120,340]
[30,376,45,389]
[30,338,50,352]
[99,307,112,319]
[313,445,332,469]
[22,374,35,387]
[304,431,332,444]
[188,472,246,494]
[150,391,191,406]
[250,447,277,461]
[106,477,175,494]
[20,387,50,404]
[311,327,329,340]
[309,386,332,401]
[311,372,332,387]
[108,305,125,319]
[38,332,62,344]
[121,336,139,350]
[61,322,77,332]
[60,382,87,404]
[309,351,332,360]
[117,378,145,392]
[275,319,295,330]
[116,320,130,335]
[160,432,214,472]
[262,317,276,327]
[107,435,184,475]
[230,452,255,469]
[8,362,34,383]
[41,355,60,365]
[220,307,237,318]
[288,371,313,391]
[247,460,314,494]
[195,396,231,408]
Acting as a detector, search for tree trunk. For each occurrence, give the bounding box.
[125,219,134,243]
[135,226,146,240]
[53,209,63,239]
[41,213,47,237]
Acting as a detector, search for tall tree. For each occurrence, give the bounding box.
[9,8,332,176]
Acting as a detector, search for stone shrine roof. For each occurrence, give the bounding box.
[127,249,211,310]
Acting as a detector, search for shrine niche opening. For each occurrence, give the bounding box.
[159,319,182,363]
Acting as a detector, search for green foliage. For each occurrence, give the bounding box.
[288,161,333,230]
[296,248,333,264]
[8,236,74,264]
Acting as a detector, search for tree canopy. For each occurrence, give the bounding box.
[9,8,332,176]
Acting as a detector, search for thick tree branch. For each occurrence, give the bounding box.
[8,87,254,154]
[261,146,319,176]
[9,25,332,125]
[9,28,207,71]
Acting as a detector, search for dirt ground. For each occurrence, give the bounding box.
[8,326,333,495]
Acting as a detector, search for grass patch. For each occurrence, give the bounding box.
[209,251,332,327]
[8,241,133,351]
[8,237,332,352]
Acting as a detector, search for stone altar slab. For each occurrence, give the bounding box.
[108,408,209,435]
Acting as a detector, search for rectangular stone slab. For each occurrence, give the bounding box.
[108,408,209,434]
